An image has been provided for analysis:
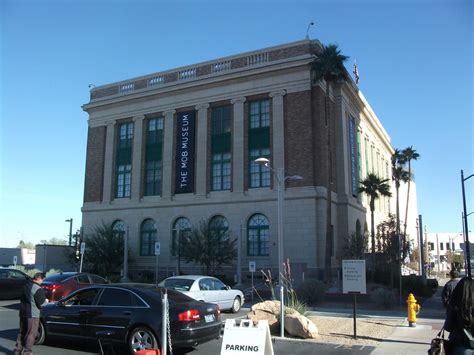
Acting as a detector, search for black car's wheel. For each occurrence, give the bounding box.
[128,326,158,353]
[34,321,46,345]
[231,296,241,313]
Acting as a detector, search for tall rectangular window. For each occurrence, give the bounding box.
[144,117,163,196]
[116,122,133,198]
[248,99,270,188]
[211,106,232,191]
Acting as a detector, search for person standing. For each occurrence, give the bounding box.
[444,276,473,354]
[13,272,48,355]
[443,270,460,308]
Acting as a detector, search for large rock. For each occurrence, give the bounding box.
[246,309,279,333]
[251,300,281,315]
[284,313,319,339]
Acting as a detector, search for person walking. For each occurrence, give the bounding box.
[444,276,473,354]
[13,272,48,355]
[443,270,460,308]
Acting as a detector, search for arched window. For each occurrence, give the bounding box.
[140,219,157,256]
[247,214,269,256]
[112,220,126,239]
[172,217,192,256]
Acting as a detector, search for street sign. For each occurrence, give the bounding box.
[342,260,367,294]
[13,256,17,265]
[80,242,86,254]
[249,261,256,273]
[155,242,161,256]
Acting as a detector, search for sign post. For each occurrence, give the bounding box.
[79,242,85,272]
[342,260,367,339]
[249,261,256,303]
[155,242,161,285]
[13,256,17,267]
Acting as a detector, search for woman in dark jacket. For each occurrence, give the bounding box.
[444,276,474,355]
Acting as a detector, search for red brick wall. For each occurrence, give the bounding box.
[83,126,106,202]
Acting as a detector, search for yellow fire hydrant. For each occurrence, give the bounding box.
[407,293,421,327]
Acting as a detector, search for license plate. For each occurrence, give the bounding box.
[204,314,215,323]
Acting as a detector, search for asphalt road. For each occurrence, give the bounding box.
[0,300,375,355]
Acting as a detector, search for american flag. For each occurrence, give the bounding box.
[353,62,360,84]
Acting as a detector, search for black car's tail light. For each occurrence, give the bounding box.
[43,284,63,292]
[178,309,200,322]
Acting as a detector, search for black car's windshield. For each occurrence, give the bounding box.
[161,279,194,291]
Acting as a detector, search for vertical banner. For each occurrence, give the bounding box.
[175,111,196,194]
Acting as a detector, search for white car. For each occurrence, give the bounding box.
[159,275,244,313]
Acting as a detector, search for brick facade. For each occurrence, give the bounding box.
[83,126,106,202]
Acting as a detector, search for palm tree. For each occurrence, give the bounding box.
[401,146,420,239]
[359,173,392,256]
[391,150,410,250]
[312,44,348,282]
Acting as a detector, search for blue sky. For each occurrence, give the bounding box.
[1,0,472,248]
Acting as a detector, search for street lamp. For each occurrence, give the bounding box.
[65,218,73,246]
[254,157,302,338]
[461,170,473,278]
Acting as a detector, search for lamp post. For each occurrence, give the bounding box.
[121,227,129,282]
[461,170,473,278]
[40,240,47,272]
[254,157,302,338]
[65,218,73,246]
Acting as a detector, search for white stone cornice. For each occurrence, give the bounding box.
[195,103,210,110]
[269,89,286,98]
[231,97,246,104]
[105,119,117,126]
[132,115,145,122]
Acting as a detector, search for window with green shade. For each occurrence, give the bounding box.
[116,122,133,198]
[248,99,271,188]
[211,106,232,191]
[144,117,163,196]
[172,217,192,256]
[140,219,157,256]
[247,214,269,256]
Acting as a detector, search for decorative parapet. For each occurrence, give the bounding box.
[89,40,317,101]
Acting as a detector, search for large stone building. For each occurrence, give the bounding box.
[81,39,400,282]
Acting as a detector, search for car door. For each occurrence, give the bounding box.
[85,287,143,341]
[211,278,231,309]
[198,278,221,305]
[44,287,100,339]
[0,269,13,299]
[9,270,29,299]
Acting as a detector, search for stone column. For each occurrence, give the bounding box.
[131,115,145,201]
[195,103,209,196]
[270,90,286,173]
[162,110,176,199]
[231,97,246,193]
[102,120,116,203]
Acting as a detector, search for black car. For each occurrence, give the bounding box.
[0,268,30,300]
[35,283,222,353]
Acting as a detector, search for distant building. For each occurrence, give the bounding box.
[35,244,77,272]
[0,248,35,266]
[81,39,418,281]
[425,232,464,272]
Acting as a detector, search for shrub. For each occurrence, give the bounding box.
[371,288,396,309]
[403,275,437,298]
[296,279,326,305]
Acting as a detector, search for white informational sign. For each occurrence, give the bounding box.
[342,259,367,294]
[154,242,161,256]
[249,261,256,273]
[80,242,86,254]
[221,319,274,355]
[13,256,17,265]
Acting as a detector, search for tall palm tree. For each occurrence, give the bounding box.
[359,173,392,256]
[312,44,348,283]
[391,150,410,250]
[401,146,420,238]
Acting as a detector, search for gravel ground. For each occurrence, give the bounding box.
[307,316,403,346]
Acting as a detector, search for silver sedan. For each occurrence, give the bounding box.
[159,275,244,313]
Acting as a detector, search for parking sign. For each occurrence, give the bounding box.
[155,242,161,256]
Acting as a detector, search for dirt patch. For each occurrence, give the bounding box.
[308,316,403,346]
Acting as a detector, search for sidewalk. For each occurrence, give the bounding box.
[370,284,445,354]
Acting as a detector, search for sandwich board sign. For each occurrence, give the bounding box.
[221,319,274,355]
